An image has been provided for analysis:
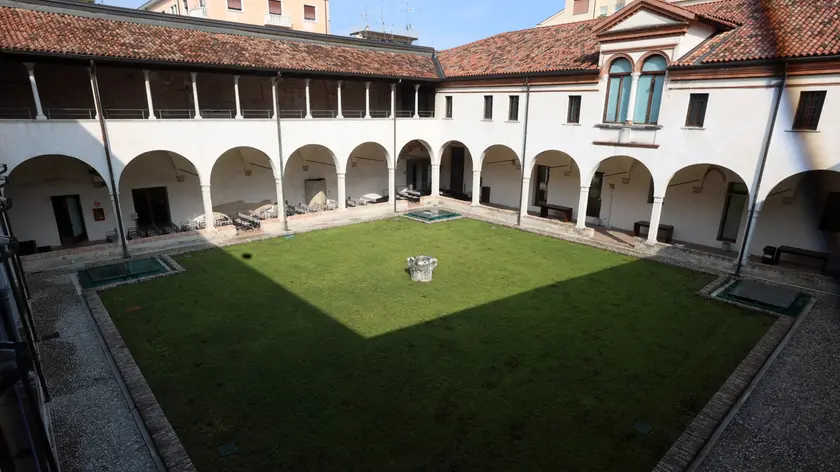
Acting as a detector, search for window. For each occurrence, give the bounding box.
[573,0,589,15]
[603,58,632,123]
[169,5,178,14]
[599,6,608,17]
[268,0,282,14]
[792,90,826,130]
[304,4,316,21]
[483,96,493,120]
[615,0,625,11]
[182,0,188,13]
[685,93,709,127]
[633,55,667,124]
[567,95,581,123]
[227,0,242,10]
[820,192,840,232]
[508,96,520,121]
[445,96,453,118]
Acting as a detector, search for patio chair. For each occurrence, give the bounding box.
[105,229,118,243]
[180,221,194,232]
[127,228,138,240]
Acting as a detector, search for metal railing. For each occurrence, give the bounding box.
[201,109,234,119]
[188,6,207,17]
[343,109,365,118]
[395,110,414,118]
[242,109,273,119]
[104,108,149,119]
[310,109,338,119]
[0,108,35,119]
[370,109,390,118]
[45,108,95,119]
[157,109,196,119]
[418,110,435,118]
[279,109,305,119]
[264,13,292,27]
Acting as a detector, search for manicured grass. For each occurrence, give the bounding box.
[101,218,774,472]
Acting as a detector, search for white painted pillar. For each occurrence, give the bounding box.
[143,70,156,119]
[388,167,396,206]
[430,164,440,197]
[472,170,481,206]
[337,172,346,209]
[88,70,99,120]
[364,81,371,118]
[304,78,312,119]
[625,72,641,124]
[519,176,531,221]
[190,72,202,119]
[576,186,589,229]
[390,83,396,118]
[646,196,664,244]
[201,184,215,229]
[271,77,279,119]
[413,84,420,119]
[24,63,46,120]
[737,206,762,266]
[234,75,243,119]
[275,178,285,218]
[336,80,343,119]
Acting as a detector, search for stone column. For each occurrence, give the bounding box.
[430,164,440,197]
[201,184,215,229]
[519,176,531,221]
[413,84,420,119]
[390,83,396,118]
[275,178,285,217]
[337,172,346,209]
[646,196,664,244]
[388,167,396,206]
[336,80,343,119]
[576,186,589,229]
[234,75,243,119]
[364,81,371,118]
[143,70,156,119]
[737,206,762,267]
[190,72,202,119]
[625,72,641,124]
[24,63,46,120]
[472,170,481,206]
[304,78,312,119]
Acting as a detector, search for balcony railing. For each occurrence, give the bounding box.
[311,109,338,119]
[264,13,292,27]
[158,109,196,119]
[201,109,235,119]
[104,109,149,119]
[188,7,207,17]
[343,109,364,118]
[0,108,35,119]
[395,110,414,118]
[242,109,273,119]
[46,108,96,119]
[370,109,390,118]
[279,109,305,119]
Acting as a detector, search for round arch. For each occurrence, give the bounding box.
[7,154,114,249]
[396,140,435,195]
[345,142,391,205]
[584,155,656,231]
[211,146,280,219]
[396,139,434,165]
[346,142,391,170]
[479,144,520,171]
[634,51,670,72]
[600,53,635,75]
[284,144,339,173]
[284,144,340,208]
[439,140,476,168]
[525,150,583,220]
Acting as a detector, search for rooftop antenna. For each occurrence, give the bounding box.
[399,1,416,32]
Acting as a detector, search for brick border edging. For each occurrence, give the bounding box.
[84,269,197,472]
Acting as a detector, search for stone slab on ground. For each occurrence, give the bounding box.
[697,294,840,472]
[29,272,159,472]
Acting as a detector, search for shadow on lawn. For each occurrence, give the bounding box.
[110,241,772,472]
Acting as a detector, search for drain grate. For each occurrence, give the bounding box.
[714,279,811,317]
[404,209,462,223]
[78,258,170,289]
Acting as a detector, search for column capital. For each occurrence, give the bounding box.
[390,83,397,91]
[234,74,240,83]
[431,163,440,168]
[365,81,371,88]
[336,172,346,177]
[143,69,151,78]
[23,62,34,72]
[414,84,420,91]
[651,196,664,204]
[190,71,198,79]
[522,176,531,181]
[304,78,312,85]
[631,72,642,78]
[275,178,282,185]
[336,80,342,87]
[473,169,481,174]
[580,185,590,191]
[201,184,211,191]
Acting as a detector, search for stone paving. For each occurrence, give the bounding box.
[698,294,840,472]
[30,271,159,472]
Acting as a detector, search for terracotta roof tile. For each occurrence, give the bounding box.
[437,20,601,78]
[0,6,439,79]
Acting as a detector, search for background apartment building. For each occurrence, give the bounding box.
[539,0,715,26]
[140,0,329,33]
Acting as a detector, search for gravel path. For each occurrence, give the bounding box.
[30,271,159,472]
[698,294,840,472]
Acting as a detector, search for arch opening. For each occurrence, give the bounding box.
[346,142,390,206]
[210,147,278,225]
[396,140,432,197]
[7,154,112,251]
[527,150,581,222]
[479,144,520,209]
[587,156,654,237]
[284,144,339,211]
[439,141,474,201]
[119,150,205,237]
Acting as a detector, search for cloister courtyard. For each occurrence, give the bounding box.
[97,217,774,472]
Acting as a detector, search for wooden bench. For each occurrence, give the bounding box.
[633,220,674,243]
[539,203,573,222]
[773,245,830,274]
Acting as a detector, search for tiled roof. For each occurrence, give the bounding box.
[437,20,602,78]
[677,0,840,66]
[0,6,439,79]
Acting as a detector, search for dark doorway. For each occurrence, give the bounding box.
[449,147,466,194]
[50,195,88,246]
[533,165,550,205]
[717,182,748,242]
[406,160,431,193]
[131,187,172,229]
[586,172,604,218]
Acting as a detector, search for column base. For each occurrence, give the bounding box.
[573,226,594,238]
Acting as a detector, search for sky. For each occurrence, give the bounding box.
[101,0,566,49]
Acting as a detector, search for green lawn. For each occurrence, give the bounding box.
[101,218,773,472]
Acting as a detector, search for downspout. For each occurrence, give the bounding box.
[273,73,289,232]
[393,79,401,212]
[89,61,129,259]
[735,61,788,275]
[517,76,531,226]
